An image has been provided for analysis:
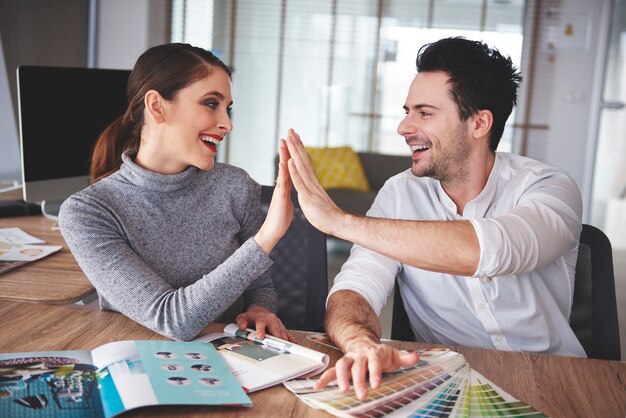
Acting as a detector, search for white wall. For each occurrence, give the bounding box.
[0,31,21,182]
[520,0,612,222]
[96,0,168,69]
[0,0,89,185]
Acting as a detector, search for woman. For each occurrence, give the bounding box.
[58,43,294,342]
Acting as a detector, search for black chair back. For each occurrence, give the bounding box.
[260,185,328,331]
[390,281,414,342]
[570,224,621,360]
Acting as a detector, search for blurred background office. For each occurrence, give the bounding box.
[0,0,624,358]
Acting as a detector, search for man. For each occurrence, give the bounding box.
[284,37,585,399]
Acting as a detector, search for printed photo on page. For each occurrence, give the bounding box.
[195,324,329,393]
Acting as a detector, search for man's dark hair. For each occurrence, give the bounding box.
[416,37,522,151]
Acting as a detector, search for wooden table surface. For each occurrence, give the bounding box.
[0,187,23,200]
[1,183,94,305]
[0,300,624,418]
[0,213,95,304]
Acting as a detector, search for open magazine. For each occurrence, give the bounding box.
[0,227,62,275]
[195,324,329,393]
[282,348,548,417]
[0,340,250,417]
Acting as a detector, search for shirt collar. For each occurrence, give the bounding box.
[436,153,502,218]
[463,153,501,218]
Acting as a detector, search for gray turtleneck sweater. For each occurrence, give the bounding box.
[58,154,276,341]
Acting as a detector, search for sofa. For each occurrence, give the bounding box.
[275,152,412,216]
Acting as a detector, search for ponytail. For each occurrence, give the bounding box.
[89,113,139,183]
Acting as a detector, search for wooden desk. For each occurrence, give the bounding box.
[0,187,23,200]
[0,215,94,304]
[1,300,624,418]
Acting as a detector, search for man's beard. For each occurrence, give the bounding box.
[410,125,471,183]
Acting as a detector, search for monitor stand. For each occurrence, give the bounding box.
[40,200,63,220]
[0,180,22,193]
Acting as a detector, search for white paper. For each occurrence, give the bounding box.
[0,227,46,244]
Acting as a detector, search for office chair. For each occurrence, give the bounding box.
[569,224,621,360]
[259,185,328,332]
[390,281,415,342]
[391,224,622,360]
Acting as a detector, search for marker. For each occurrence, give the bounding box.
[234,328,292,353]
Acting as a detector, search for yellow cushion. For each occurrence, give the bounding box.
[304,146,371,191]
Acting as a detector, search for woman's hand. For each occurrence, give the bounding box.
[254,138,294,254]
[236,306,296,342]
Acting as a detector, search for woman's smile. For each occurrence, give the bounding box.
[200,134,223,153]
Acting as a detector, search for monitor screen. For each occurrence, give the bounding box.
[17,65,130,213]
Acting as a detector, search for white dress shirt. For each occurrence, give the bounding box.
[329,152,586,357]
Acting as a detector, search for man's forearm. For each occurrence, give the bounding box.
[325,290,382,353]
[330,214,479,276]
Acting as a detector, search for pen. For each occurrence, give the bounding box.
[234,328,292,353]
[260,338,289,353]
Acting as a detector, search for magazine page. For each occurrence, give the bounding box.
[91,340,251,417]
[0,227,62,275]
[223,324,329,367]
[0,243,62,262]
[0,241,62,277]
[0,227,46,244]
[0,350,104,418]
[195,326,329,393]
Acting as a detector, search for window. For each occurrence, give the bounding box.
[171,0,214,50]
[172,0,525,184]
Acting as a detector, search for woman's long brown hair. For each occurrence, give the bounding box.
[89,43,231,183]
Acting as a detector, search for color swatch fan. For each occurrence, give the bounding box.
[283,349,549,417]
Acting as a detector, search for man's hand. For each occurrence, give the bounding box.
[284,129,345,235]
[314,340,420,400]
[318,291,420,400]
[235,306,296,342]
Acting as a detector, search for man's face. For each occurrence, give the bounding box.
[397,71,472,183]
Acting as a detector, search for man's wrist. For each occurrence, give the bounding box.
[341,331,380,353]
[329,211,355,240]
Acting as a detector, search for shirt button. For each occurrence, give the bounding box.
[447,202,454,208]
[477,303,486,310]
[495,336,503,342]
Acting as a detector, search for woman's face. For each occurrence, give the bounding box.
[147,67,233,173]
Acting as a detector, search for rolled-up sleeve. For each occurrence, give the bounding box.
[469,173,582,278]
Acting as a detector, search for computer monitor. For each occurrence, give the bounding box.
[17,65,130,217]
